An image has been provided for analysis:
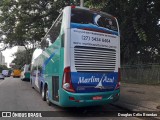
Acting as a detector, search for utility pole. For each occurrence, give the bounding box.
[80,0,84,7]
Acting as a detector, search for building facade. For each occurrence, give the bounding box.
[0,52,6,66]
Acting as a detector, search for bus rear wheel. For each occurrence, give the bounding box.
[31,79,34,89]
[46,87,51,106]
[41,86,46,101]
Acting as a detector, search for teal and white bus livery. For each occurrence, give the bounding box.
[30,6,120,107]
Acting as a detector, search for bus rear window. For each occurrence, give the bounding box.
[71,8,118,32]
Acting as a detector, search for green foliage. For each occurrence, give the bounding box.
[11,49,34,69]
[0,64,8,73]
[85,0,107,9]
[0,0,64,47]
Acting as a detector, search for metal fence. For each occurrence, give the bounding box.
[121,64,160,85]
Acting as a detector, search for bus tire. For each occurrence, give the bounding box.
[31,79,34,89]
[46,86,51,106]
[41,85,46,101]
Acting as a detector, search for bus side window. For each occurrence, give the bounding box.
[21,66,24,71]
[46,35,52,46]
[37,66,42,76]
[40,14,62,50]
[61,33,64,47]
[37,55,43,75]
[48,14,63,43]
[41,38,49,50]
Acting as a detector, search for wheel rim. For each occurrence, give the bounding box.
[42,89,44,98]
[46,90,49,103]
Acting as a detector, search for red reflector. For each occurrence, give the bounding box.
[115,93,119,97]
[93,96,102,100]
[69,96,75,101]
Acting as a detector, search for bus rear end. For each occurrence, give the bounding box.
[13,69,21,78]
[60,6,120,107]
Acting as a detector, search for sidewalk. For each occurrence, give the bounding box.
[113,83,160,111]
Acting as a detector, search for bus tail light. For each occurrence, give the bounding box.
[71,5,76,9]
[115,68,121,90]
[62,66,75,92]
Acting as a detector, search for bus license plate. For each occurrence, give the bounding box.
[93,96,102,100]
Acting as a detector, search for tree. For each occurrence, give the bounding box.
[0,0,65,47]
[11,49,34,69]
[0,64,9,73]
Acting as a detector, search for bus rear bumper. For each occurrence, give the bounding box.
[59,89,120,107]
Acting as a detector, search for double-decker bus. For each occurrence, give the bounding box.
[21,64,30,81]
[30,6,120,107]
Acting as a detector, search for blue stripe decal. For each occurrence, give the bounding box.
[31,52,56,85]
[40,52,56,84]
[42,52,56,75]
[71,23,118,36]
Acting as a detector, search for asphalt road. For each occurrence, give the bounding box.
[0,77,140,120]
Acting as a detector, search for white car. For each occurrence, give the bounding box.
[2,70,10,77]
[0,73,4,80]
